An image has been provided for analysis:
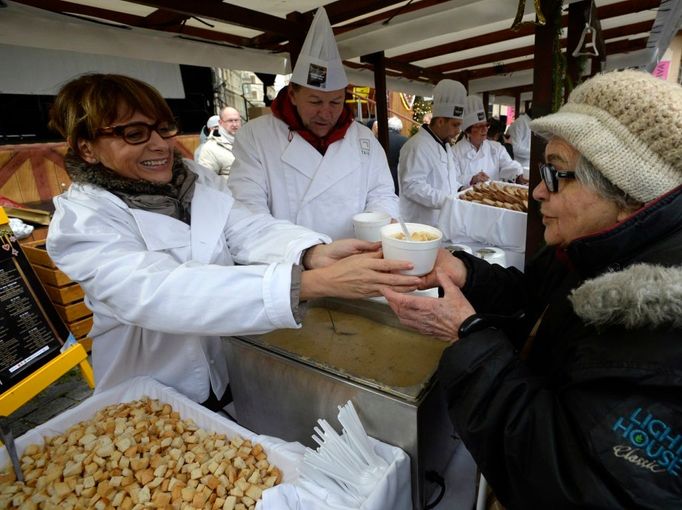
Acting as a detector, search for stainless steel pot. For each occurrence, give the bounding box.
[223,298,459,509]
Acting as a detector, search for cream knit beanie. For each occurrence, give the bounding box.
[530,70,682,203]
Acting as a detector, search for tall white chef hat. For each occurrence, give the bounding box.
[291,7,348,91]
[462,95,487,131]
[431,79,467,119]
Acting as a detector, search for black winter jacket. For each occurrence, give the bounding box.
[438,186,682,509]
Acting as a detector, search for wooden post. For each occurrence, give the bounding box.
[361,52,389,153]
[526,0,563,260]
[482,91,490,117]
[566,1,588,100]
[286,11,309,72]
[515,94,521,117]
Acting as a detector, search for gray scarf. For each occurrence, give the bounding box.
[64,150,197,224]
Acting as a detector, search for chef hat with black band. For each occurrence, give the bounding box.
[431,79,467,120]
[462,95,487,131]
[291,7,348,91]
[531,70,682,203]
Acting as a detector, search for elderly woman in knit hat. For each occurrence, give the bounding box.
[46,73,421,409]
[383,70,682,508]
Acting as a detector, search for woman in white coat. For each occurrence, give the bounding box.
[453,96,526,187]
[46,74,421,409]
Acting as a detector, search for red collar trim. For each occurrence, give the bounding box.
[271,86,354,155]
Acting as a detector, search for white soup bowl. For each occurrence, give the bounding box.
[381,223,442,276]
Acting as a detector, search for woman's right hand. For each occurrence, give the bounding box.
[300,251,421,300]
[418,248,468,290]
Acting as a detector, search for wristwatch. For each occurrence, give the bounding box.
[458,314,493,338]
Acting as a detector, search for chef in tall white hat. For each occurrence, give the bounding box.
[452,95,525,187]
[228,7,398,240]
[398,79,467,226]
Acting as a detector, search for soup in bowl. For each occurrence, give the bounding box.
[381,223,443,276]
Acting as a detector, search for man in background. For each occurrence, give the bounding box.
[386,116,408,195]
[198,106,242,179]
[399,79,466,226]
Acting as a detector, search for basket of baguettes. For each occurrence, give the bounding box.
[458,182,528,212]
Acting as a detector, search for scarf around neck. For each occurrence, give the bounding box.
[64,149,197,224]
[271,86,354,155]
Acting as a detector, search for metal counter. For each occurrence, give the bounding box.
[224,298,458,509]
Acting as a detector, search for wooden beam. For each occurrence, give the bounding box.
[14,0,251,46]
[566,0,589,97]
[124,0,305,37]
[442,36,648,82]
[527,0,564,260]
[391,0,660,64]
[488,84,534,97]
[139,8,189,29]
[428,20,653,74]
[254,0,442,49]
[15,0,140,26]
[361,52,389,153]
[426,19,653,75]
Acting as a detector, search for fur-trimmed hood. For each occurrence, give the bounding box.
[570,264,682,329]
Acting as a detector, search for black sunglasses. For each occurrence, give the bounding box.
[97,120,179,145]
[539,162,576,192]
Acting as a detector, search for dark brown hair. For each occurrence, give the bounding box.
[49,74,174,153]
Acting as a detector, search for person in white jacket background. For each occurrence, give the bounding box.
[398,79,467,226]
[46,74,421,409]
[228,8,398,240]
[197,106,241,180]
[506,110,532,169]
[452,95,526,187]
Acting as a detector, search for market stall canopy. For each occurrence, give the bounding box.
[2,0,681,99]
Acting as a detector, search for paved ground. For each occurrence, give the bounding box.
[5,366,93,438]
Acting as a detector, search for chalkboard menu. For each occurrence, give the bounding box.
[0,223,66,391]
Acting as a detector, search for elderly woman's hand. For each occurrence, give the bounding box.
[383,269,475,342]
[303,239,381,269]
[301,251,420,300]
[418,248,468,290]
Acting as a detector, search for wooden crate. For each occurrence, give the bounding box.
[69,315,93,339]
[19,238,92,352]
[21,240,56,268]
[32,264,72,287]
[44,282,85,305]
[54,301,91,323]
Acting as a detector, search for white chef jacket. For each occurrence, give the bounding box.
[228,116,399,240]
[506,113,531,168]
[398,126,461,227]
[47,160,329,403]
[452,138,523,185]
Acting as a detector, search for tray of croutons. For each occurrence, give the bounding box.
[437,181,528,251]
[0,377,298,510]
